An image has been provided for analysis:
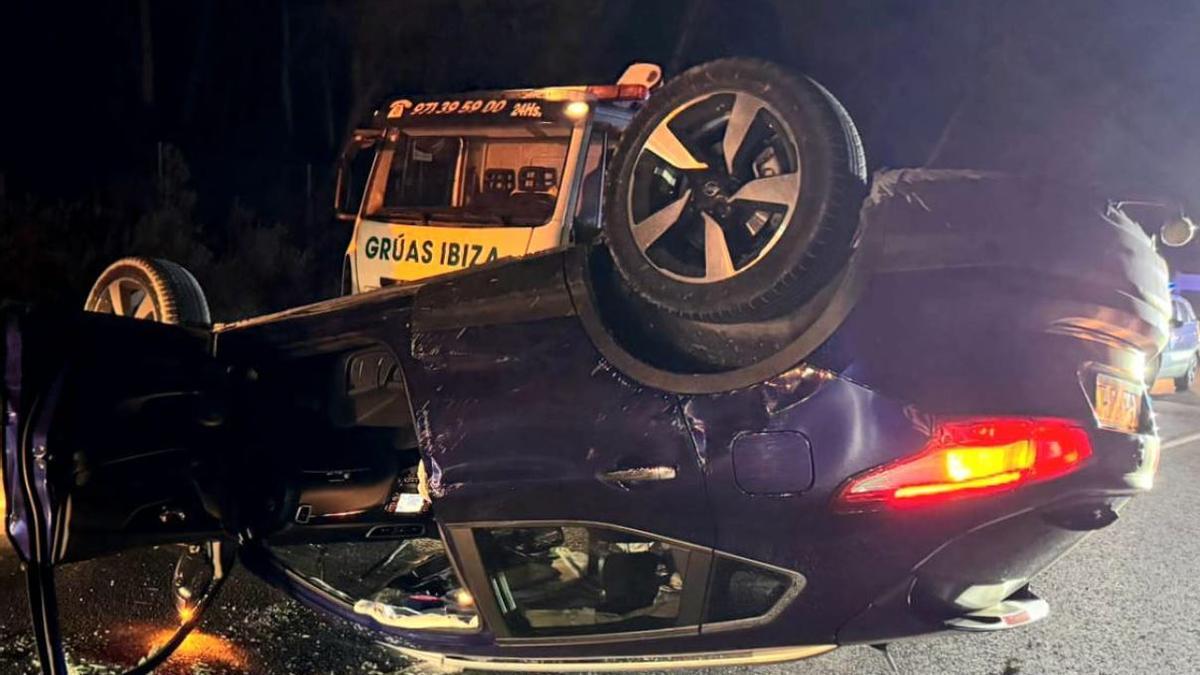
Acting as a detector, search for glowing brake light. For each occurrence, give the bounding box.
[836,418,1093,511]
[585,84,650,101]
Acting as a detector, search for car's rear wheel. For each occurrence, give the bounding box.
[1174,353,1197,392]
[603,58,866,321]
[84,257,211,326]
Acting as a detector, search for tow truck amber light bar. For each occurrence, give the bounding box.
[836,418,1093,511]
[585,84,650,101]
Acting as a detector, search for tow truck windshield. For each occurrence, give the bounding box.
[367,123,572,227]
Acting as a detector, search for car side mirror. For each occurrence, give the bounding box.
[1160,215,1196,248]
[333,161,359,222]
[173,541,233,620]
[334,129,382,223]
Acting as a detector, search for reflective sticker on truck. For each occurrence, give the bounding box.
[356,221,533,284]
[364,234,500,267]
[384,97,563,125]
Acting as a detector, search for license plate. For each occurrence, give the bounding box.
[1094,373,1141,433]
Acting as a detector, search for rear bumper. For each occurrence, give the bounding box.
[835,424,1156,645]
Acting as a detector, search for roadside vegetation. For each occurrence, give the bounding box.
[0,145,332,322]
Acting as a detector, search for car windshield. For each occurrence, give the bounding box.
[367,123,572,227]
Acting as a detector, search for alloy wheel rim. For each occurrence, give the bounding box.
[90,277,160,321]
[626,91,802,284]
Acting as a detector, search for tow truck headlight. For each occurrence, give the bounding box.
[565,100,591,120]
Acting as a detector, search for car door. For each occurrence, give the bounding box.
[198,255,717,665]
[2,306,234,675]
[391,255,718,658]
[399,257,711,544]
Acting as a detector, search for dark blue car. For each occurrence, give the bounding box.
[1,168,1169,673]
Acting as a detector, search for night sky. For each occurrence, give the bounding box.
[3,0,1200,314]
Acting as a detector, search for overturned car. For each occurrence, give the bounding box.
[2,59,1171,673]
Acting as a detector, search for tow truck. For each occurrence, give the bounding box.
[338,63,660,293]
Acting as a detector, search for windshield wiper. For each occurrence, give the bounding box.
[377,209,433,225]
[376,208,530,227]
[429,210,513,226]
[494,213,545,227]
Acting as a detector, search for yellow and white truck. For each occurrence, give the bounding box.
[336,64,662,294]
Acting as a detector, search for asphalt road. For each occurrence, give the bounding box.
[2,388,1198,675]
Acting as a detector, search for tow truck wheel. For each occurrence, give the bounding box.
[84,257,211,326]
[603,58,867,321]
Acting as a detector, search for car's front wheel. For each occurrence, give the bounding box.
[84,257,211,326]
[1175,353,1198,392]
[602,58,867,322]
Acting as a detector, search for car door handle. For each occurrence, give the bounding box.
[598,466,678,484]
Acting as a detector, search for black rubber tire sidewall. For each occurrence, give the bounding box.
[84,257,212,326]
[603,58,866,322]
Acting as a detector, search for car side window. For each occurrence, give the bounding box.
[473,525,695,637]
[703,555,800,625]
[270,536,480,633]
[1184,300,1197,323]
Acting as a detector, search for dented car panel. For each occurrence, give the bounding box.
[405,315,714,545]
[2,171,1171,670]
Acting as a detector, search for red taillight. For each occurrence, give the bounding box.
[585,84,650,101]
[836,418,1093,511]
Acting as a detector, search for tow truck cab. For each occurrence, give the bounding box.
[338,65,661,294]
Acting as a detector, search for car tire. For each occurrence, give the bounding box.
[1174,353,1197,392]
[602,57,867,321]
[84,257,212,326]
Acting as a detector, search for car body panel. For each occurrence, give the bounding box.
[404,314,713,546]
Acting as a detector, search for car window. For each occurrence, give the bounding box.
[368,125,572,227]
[381,137,463,210]
[270,536,479,632]
[1184,299,1197,322]
[704,555,799,625]
[473,525,695,637]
